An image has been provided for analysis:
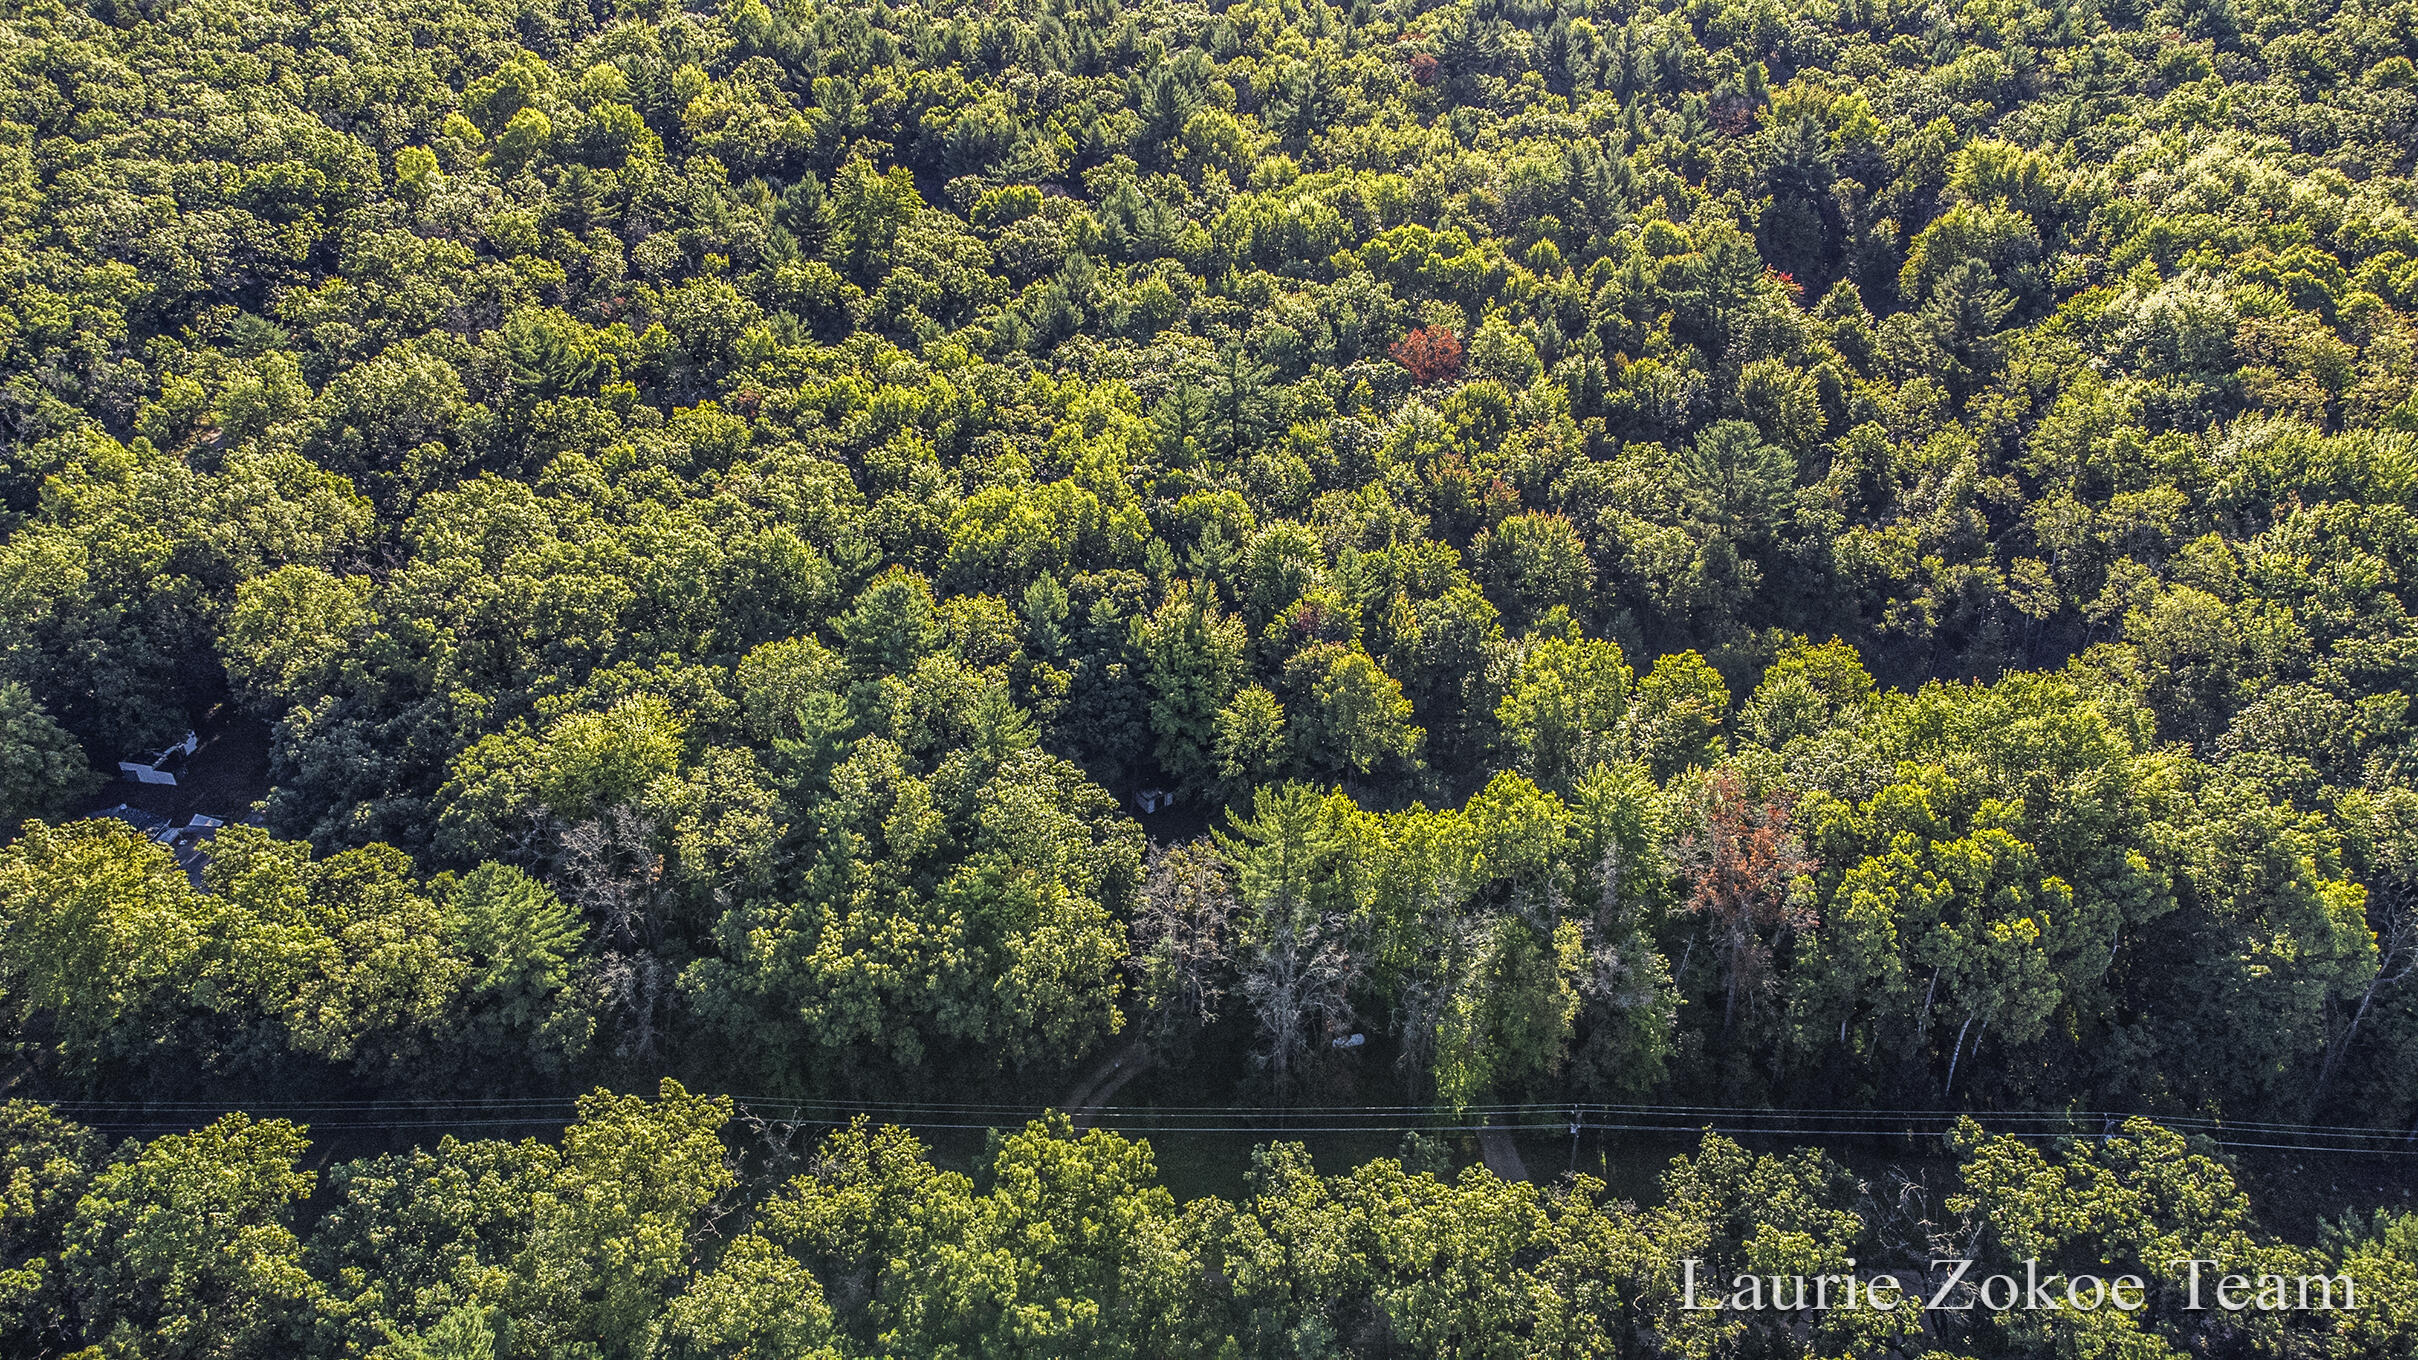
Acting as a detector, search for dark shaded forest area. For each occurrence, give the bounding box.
[2,0,2417,1352]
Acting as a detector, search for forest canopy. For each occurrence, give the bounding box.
[1,0,2417,1351]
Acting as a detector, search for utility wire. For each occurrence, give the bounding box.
[33,1095,2418,1155]
[28,1094,2414,1136]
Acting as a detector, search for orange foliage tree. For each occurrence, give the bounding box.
[1672,769,1815,1035]
[1389,325,1462,383]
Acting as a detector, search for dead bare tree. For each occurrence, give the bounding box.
[1239,913,1359,1081]
[1128,840,1239,1050]
[1217,785,1368,1085]
[556,802,673,1055]
[555,802,670,951]
[734,1100,813,1180]
[587,949,667,1058]
[1867,1166,1983,1286]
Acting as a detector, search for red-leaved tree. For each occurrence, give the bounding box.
[1672,769,1815,1035]
[1390,325,1462,384]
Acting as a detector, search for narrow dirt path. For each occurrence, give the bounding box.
[1478,1120,1531,1181]
[1057,1037,1154,1127]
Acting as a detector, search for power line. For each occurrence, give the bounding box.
[29,1093,2418,1156]
[30,1092,2405,1136]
